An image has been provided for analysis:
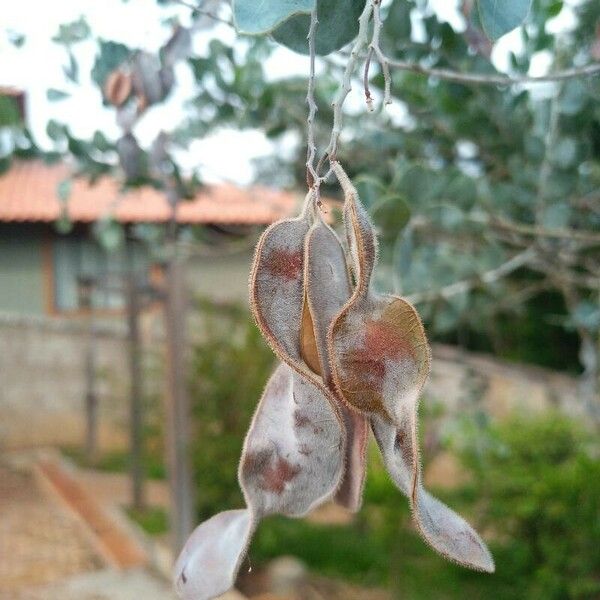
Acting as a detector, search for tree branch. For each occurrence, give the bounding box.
[384,57,600,86]
[306,8,319,188]
[170,0,233,26]
[370,0,391,106]
[405,249,535,304]
[322,0,373,173]
[487,216,600,245]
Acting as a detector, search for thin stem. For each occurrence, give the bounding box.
[405,249,535,304]
[322,0,373,172]
[370,0,391,105]
[171,0,233,26]
[364,47,375,112]
[384,57,600,85]
[306,8,319,189]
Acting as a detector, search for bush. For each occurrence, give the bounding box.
[460,414,600,599]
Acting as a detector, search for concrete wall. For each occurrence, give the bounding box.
[0,299,587,452]
[0,313,132,450]
[186,249,254,304]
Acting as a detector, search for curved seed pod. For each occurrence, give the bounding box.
[239,363,344,518]
[372,414,494,572]
[328,162,494,572]
[173,509,253,600]
[249,192,315,373]
[304,217,369,512]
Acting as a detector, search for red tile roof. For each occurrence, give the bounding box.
[0,161,298,225]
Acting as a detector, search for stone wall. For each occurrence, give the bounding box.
[0,310,588,452]
[0,312,132,451]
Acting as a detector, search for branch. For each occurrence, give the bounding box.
[171,0,233,26]
[369,0,391,106]
[384,57,600,86]
[488,216,600,245]
[322,0,373,171]
[306,8,319,188]
[404,249,535,304]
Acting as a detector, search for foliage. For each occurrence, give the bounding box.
[252,414,600,599]
[272,0,366,56]
[478,0,533,40]
[460,414,600,599]
[187,299,274,520]
[233,0,314,35]
[127,506,169,535]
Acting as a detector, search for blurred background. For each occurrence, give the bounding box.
[0,0,599,599]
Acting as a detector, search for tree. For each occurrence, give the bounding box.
[207,0,600,410]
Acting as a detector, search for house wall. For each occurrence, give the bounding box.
[0,224,46,315]
[0,313,133,451]
[186,249,254,304]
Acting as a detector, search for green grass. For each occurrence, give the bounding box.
[126,506,169,535]
[62,447,166,480]
[247,444,507,600]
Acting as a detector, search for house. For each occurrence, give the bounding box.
[0,159,299,449]
[0,160,298,315]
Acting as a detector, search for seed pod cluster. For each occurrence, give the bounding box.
[174,165,494,600]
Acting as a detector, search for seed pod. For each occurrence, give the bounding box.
[239,363,344,518]
[372,414,494,572]
[304,217,369,512]
[250,192,367,511]
[104,69,132,107]
[328,161,494,572]
[250,191,315,373]
[173,509,253,600]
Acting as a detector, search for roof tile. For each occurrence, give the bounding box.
[0,161,299,225]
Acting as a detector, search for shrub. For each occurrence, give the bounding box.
[460,414,600,599]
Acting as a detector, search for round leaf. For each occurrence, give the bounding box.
[233,0,314,35]
[371,194,411,241]
[272,0,366,56]
[477,0,532,40]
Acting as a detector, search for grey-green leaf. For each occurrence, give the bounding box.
[233,0,314,35]
[477,0,532,40]
[272,0,366,56]
[371,194,411,241]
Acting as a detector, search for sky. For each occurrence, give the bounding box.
[0,0,568,185]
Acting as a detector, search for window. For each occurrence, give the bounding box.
[52,237,150,312]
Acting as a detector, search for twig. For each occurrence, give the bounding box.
[369,0,391,105]
[364,47,375,112]
[171,0,233,26]
[322,0,373,174]
[306,8,319,189]
[405,249,535,304]
[488,216,600,244]
[384,57,600,85]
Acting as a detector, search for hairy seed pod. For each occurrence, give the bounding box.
[173,509,253,600]
[304,216,369,512]
[249,191,367,511]
[328,162,494,573]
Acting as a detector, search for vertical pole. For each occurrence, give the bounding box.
[81,278,98,464]
[126,240,145,511]
[163,199,194,554]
